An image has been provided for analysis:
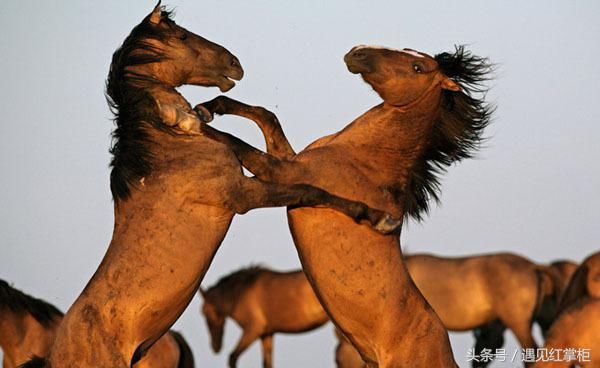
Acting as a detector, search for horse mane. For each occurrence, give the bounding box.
[105,8,178,201]
[403,45,494,221]
[18,357,47,368]
[0,280,63,328]
[206,266,267,302]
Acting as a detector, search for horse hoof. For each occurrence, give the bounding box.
[375,214,401,234]
[194,104,214,123]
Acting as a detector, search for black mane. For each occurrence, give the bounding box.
[106,9,177,201]
[206,266,267,300]
[0,280,63,327]
[403,45,494,221]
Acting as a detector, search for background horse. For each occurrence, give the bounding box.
[199,266,329,368]
[532,298,600,368]
[406,253,551,367]
[200,44,493,367]
[0,280,194,368]
[27,4,397,368]
[532,251,600,367]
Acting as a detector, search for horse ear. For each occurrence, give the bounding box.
[149,1,162,25]
[441,77,461,92]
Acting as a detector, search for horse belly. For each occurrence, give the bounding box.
[287,207,411,359]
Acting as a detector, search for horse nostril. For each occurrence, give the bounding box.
[231,57,240,68]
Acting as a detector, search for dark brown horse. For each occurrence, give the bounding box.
[200,45,493,367]
[22,5,398,368]
[0,280,194,368]
[199,266,329,368]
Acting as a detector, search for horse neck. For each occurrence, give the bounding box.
[332,89,442,187]
[0,310,25,355]
[0,311,57,363]
[208,289,238,317]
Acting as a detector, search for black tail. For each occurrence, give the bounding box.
[557,264,589,314]
[19,356,47,368]
[170,331,195,368]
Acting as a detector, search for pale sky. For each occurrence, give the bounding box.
[1,1,599,367]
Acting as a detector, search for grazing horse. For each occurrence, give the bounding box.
[23,5,397,368]
[0,280,193,368]
[532,299,600,368]
[200,45,493,367]
[199,266,328,368]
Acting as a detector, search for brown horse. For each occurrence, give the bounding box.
[22,5,399,368]
[557,251,600,313]
[200,44,493,367]
[532,298,600,368]
[406,253,555,367]
[199,266,328,368]
[0,280,194,368]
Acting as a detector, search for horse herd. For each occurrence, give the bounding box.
[1,3,597,368]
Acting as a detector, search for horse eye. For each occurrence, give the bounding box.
[179,33,188,41]
[413,64,422,73]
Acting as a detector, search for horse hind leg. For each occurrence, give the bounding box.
[260,334,274,368]
[472,320,506,368]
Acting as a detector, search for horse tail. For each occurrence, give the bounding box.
[557,264,589,315]
[170,331,195,368]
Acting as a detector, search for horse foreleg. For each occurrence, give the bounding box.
[227,176,399,234]
[260,334,274,368]
[228,328,261,368]
[197,96,296,159]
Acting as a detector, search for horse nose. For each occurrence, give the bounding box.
[344,47,370,64]
[225,54,244,80]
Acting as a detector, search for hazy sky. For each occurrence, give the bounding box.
[1,1,599,367]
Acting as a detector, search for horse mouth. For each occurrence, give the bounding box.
[217,71,243,92]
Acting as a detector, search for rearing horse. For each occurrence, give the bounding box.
[23,5,398,367]
[201,45,493,367]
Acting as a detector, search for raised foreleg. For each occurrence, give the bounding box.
[225,176,399,234]
[196,96,295,159]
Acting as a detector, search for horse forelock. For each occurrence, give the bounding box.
[402,45,494,222]
[0,280,63,328]
[105,9,180,202]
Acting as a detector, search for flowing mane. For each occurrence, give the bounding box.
[105,9,178,201]
[206,266,267,300]
[404,45,494,221]
[0,280,63,327]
